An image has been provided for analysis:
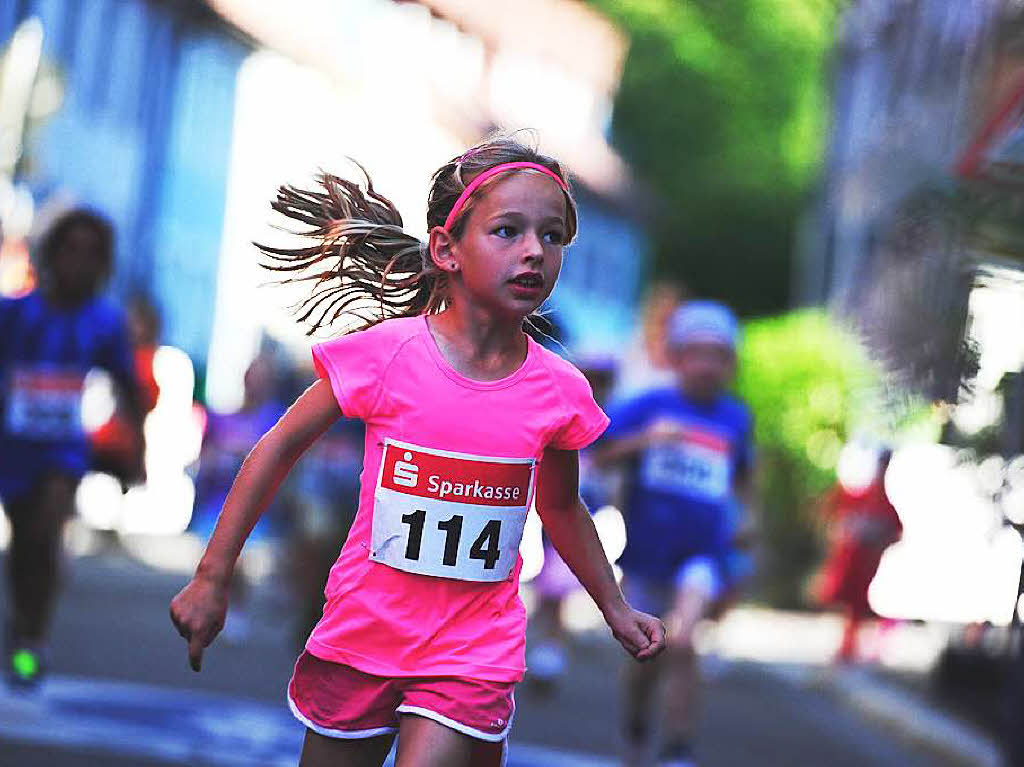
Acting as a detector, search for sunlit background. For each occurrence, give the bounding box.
[4,0,1024,764]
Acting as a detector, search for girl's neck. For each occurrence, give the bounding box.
[427,305,528,382]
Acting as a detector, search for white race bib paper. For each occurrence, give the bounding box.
[642,424,730,501]
[371,439,535,582]
[4,367,86,440]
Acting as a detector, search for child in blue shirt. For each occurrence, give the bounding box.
[595,300,755,767]
[0,209,143,688]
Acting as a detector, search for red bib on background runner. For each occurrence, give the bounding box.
[372,440,534,582]
[4,365,86,440]
[642,424,730,501]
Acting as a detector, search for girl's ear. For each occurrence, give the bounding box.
[428,226,460,273]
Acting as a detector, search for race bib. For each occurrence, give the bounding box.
[371,439,535,582]
[4,366,86,440]
[642,425,730,500]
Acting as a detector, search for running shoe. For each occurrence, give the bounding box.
[526,640,567,696]
[7,646,45,689]
[527,640,567,681]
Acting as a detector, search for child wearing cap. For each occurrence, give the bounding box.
[594,300,756,767]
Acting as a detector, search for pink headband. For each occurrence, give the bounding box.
[442,161,569,232]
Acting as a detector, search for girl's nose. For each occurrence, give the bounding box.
[522,231,544,262]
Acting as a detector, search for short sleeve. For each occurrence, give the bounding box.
[312,328,391,420]
[548,367,610,451]
[601,392,655,443]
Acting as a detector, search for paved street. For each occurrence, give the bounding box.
[0,539,977,766]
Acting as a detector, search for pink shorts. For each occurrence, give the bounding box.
[287,651,515,744]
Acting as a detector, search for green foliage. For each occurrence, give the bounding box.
[589,0,843,315]
[735,309,880,606]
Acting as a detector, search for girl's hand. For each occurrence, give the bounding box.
[604,602,666,662]
[169,575,229,672]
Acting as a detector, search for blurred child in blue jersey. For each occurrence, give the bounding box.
[0,208,144,688]
[595,300,755,767]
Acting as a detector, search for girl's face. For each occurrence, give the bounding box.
[51,223,106,302]
[440,172,568,320]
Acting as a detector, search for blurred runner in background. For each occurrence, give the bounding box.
[596,301,755,767]
[287,414,364,651]
[527,354,618,691]
[89,295,161,486]
[191,351,291,641]
[613,280,686,400]
[0,208,144,689]
[814,447,902,664]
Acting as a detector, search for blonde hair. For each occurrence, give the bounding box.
[258,135,577,335]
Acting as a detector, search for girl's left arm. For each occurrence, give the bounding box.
[535,446,665,661]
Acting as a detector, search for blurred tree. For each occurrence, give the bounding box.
[736,309,893,606]
[590,0,843,315]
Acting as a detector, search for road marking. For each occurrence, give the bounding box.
[0,675,616,766]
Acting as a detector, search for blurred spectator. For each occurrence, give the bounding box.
[0,208,144,688]
[89,295,161,486]
[190,351,291,641]
[814,448,902,664]
[595,300,755,767]
[287,414,364,651]
[613,280,686,399]
[527,354,618,690]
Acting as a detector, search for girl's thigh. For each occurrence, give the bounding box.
[298,728,395,767]
[469,737,506,767]
[394,714,506,767]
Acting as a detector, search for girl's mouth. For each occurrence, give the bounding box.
[509,273,544,289]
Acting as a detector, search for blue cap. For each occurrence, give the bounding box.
[667,300,739,350]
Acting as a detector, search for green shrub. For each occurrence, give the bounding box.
[736,309,882,607]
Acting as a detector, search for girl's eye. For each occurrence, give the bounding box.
[493,225,516,238]
[544,231,565,245]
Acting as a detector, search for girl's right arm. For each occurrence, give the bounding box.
[170,378,341,671]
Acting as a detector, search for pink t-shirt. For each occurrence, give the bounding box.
[306,315,608,682]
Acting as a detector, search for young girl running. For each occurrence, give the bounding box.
[170,136,666,767]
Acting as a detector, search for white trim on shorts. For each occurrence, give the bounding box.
[395,705,512,742]
[396,688,514,744]
[287,691,398,740]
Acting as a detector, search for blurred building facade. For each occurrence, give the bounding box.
[805,0,1024,402]
[810,0,1024,671]
[0,0,250,363]
[1,0,650,411]
[204,0,649,411]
